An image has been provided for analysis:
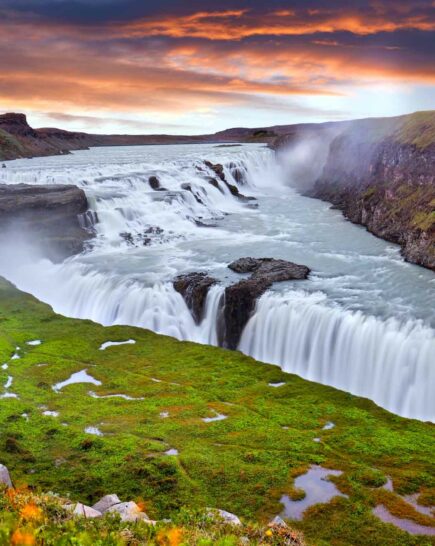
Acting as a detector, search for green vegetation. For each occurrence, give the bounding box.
[0,277,434,545]
[394,111,435,149]
[0,129,25,161]
[412,211,435,232]
[0,489,306,546]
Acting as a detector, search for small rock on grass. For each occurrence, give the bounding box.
[107,501,150,522]
[0,464,12,488]
[65,503,102,518]
[269,515,288,528]
[92,494,121,513]
[208,508,242,526]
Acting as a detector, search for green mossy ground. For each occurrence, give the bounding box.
[0,277,434,545]
[0,129,25,161]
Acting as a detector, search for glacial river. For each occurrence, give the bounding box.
[0,143,434,421]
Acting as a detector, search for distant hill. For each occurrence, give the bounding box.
[0,112,296,161]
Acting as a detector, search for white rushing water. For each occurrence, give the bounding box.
[0,143,434,421]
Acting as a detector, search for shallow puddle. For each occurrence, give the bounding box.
[89,391,144,401]
[85,426,103,436]
[323,421,335,430]
[43,410,59,417]
[269,382,285,387]
[280,465,346,520]
[373,505,435,536]
[99,340,135,350]
[53,369,102,392]
[202,410,228,423]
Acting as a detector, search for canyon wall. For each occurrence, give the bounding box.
[0,184,93,261]
[275,112,435,270]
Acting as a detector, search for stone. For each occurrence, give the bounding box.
[228,258,310,281]
[65,502,102,518]
[208,508,242,526]
[221,258,310,348]
[92,494,121,513]
[148,176,161,190]
[269,515,288,528]
[107,501,150,522]
[0,464,13,488]
[173,272,218,324]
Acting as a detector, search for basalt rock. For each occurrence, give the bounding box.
[205,161,256,202]
[0,184,94,261]
[228,257,310,281]
[174,259,310,350]
[174,272,218,323]
[222,258,310,349]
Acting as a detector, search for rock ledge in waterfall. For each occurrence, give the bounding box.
[173,272,218,324]
[223,258,310,349]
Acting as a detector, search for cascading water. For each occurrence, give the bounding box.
[0,143,433,422]
[239,291,434,422]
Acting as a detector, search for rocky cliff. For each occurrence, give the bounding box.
[275,112,435,271]
[0,184,93,260]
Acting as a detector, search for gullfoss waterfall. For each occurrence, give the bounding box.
[0,143,434,422]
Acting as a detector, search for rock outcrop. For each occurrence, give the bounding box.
[222,259,310,349]
[309,133,435,270]
[274,111,435,271]
[0,184,94,261]
[173,272,218,323]
[204,161,256,202]
[173,258,310,350]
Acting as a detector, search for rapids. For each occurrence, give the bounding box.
[0,143,434,421]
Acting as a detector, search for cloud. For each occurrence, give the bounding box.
[0,1,433,132]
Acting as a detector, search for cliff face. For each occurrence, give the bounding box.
[275,112,435,271]
[0,184,93,260]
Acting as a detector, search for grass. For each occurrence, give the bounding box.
[0,277,434,545]
[394,111,435,149]
[0,129,25,161]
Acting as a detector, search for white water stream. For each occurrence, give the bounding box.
[0,143,434,421]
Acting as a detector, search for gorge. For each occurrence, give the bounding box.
[0,112,434,423]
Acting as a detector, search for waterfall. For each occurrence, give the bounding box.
[1,143,434,422]
[239,291,435,422]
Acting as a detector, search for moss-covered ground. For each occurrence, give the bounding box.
[0,277,434,545]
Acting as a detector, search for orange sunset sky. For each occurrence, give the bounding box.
[1,0,434,133]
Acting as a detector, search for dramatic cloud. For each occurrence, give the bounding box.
[0,0,434,132]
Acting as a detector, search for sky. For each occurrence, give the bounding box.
[1,0,434,134]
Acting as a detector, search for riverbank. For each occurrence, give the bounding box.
[274,111,435,271]
[0,276,434,545]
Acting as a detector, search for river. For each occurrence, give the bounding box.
[0,143,434,421]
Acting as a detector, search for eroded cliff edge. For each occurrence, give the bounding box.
[0,184,94,261]
[274,112,435,271]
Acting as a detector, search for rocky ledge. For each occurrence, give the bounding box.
[174,258,310,349]
[0,184,94,261]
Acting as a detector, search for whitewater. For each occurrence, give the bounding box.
[0,143,434,422]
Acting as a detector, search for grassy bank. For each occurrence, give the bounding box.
[0,277,434,545]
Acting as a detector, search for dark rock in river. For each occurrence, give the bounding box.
[174,272,218,324]
[0,184,93,261]
[222,258,310,349]
[148,176,161,190]
[228,257,310,281]
[174,258,310,350]
[205,161,256,202]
